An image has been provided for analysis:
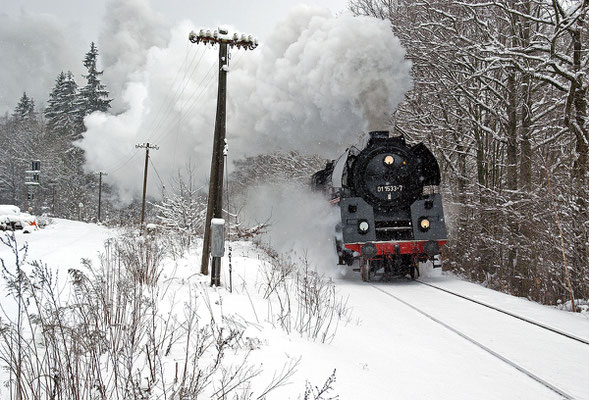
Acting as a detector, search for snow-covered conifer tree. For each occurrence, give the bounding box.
[45,71,79,137]
[44,72,65,123]
[12,92,36,122]
[76,42,112,132]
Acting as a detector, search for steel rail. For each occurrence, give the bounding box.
[416,279,589,346]
[371,284,575,400]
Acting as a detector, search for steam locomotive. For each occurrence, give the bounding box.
[312,131,447,280]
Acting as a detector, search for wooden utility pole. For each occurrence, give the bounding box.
[136,143,159,226]
[24,160,40,213]
[51,184,56,215]
[189,28,258,281]
[96,171,108,222]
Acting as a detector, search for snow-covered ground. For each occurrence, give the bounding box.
[1,219,588,399]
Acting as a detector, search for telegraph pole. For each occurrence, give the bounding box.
[25,160,41,213]
[50,182,56,215]
[136,143,159,227]
[96,171,108,222]
[189,28,258,281]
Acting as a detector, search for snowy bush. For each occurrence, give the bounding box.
[557,299,589,314]
[110,233,166,285]
[152,167,207,256]
[0,233,298,399]
[303,369,339,400]
[257,245,351,344]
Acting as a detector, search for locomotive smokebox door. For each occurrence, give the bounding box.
[211,218,225,257]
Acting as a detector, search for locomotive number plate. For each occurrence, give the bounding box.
[377,185,404,192]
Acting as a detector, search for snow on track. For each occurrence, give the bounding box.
[416,279,589,346]
[326,275,567,400]
[419,276,589,342]
[367,279,589,399]
[371,283,574,399]
[2,220,589,399]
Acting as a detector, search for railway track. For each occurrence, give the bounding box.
[415,279,589,346]
[371,283,576,400]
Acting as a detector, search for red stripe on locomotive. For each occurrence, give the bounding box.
[345,240,447,256]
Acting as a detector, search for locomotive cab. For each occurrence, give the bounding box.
[321,131,447,280]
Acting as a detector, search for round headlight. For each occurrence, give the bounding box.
[420,218,430,231]
[358,220,369,233]
[383,155,395,166]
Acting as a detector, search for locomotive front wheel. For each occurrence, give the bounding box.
[361,259,371,282]
[409,262,419,280]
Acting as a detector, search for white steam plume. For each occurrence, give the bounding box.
[99,0,169,112]
[228,7,412,156]
[78,5,412,202]
[243,182,341,275]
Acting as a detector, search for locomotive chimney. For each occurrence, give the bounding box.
[368,130,390,140]
[367,130,405,147]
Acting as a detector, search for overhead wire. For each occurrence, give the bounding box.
[149,157,167,193]
[145,45,209,142]
[87,41,194,176]
[141,40,199,141]
[104,148,141,175]
[169,61,219,172]
[94,41,208,178]
[101,44,250,186]
[166,47,247,161]
[151,57,219,146]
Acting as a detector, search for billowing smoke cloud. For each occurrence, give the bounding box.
[81,19,218,204]
[243,182,342,275]
[99,0,169,112]
[0,12,84,114]
[79,5,412,203]
[228,7,412,156]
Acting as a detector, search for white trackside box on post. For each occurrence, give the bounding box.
[211,218,225,257]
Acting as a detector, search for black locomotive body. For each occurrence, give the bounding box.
[312,131,447,280]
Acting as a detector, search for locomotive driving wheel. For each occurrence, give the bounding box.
[409,259,419,280]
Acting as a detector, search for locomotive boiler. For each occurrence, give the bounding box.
[312,131,447,280]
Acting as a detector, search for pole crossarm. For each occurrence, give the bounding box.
[189,28,258,50]
[135,143,160,151]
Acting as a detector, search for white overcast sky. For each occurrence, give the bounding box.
[1,0,349,40]
[0,0,350,114]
